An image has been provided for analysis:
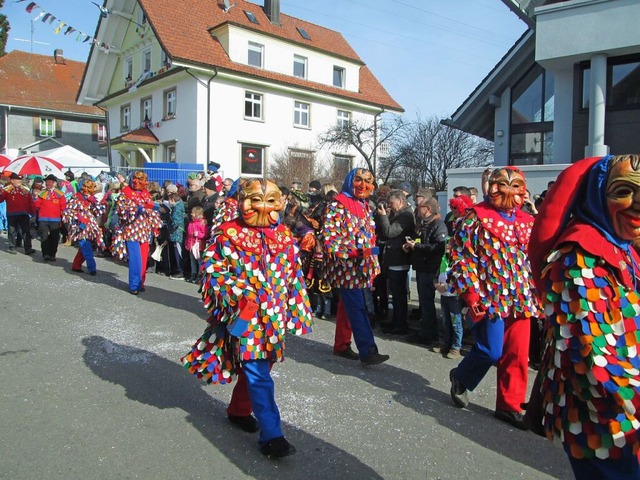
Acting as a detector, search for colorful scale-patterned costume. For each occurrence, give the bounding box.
[181,218,313,384]
[448,202,540,320]
[62,192,106,250]
[540,226,640,460]
[111,185,162,259]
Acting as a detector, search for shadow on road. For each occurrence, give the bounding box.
[81,335,384,480]
[286,333,570,479]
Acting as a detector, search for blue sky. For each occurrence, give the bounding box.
[1,0,527,118]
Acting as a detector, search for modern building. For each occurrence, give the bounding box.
[0,50,106,161]
[443,0,640,196]
[77,0,403,179]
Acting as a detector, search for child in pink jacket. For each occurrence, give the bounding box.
[184,206,208,283]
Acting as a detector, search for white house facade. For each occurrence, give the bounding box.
[77,0,403,179]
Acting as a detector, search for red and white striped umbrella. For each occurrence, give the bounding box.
[0,154,13,171]
[4,155,64,178]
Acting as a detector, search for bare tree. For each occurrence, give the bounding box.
[0,0,9,57]
[317,114,407,177]
[381,115,493,191]
[266,146,329,188]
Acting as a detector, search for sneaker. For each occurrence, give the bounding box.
[228,414,259,433]
[129,290,139,295]
[260,436,296,458]
[445,349,461,359]
[361,349,390,366]
[449,368,469,408]
[333,346,359,360]
[170,273,184,280]
[494,409,529,430]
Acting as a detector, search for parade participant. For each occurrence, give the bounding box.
[63,179,106,275]
[528,155,640,479]
[448,167,540,430]
[35,174,67,261]
[0,173,34,255]
[111,171,162,295]
[181,179,313,458]
[322,167,389,365]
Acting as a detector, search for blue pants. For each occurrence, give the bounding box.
[441,295,464,351]
[126,241,145,292]
[565,444,640,479]
[455,314,504,392]
[74,239,96,273]
[242,360,283,445]
[339,288,378,360]
[0,202,7,230]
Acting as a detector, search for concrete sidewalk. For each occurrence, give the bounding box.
[0,235,572,480]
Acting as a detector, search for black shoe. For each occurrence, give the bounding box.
[382,327,408,335]
[71,268,84,273]
[89,271,97,276]
[333,347,359,360]
[449,368,469,408]
[24,249,36,255]
[139,286,146,292]
[43,255,51,261]
[361,349,390,366]
[494,409,529,430]
[130,290,139,295]
[260,437,296,458]
[228,414,259,433]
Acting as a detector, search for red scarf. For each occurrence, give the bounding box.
[335,192,367,219]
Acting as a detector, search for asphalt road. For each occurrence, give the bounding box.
[0,235,573,480]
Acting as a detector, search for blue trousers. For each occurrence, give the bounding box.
[339,288,377,359]
[455,314,504,392]
[242,360,283,445]
[441,295,464,351]
[126,241,145,292]
[73,239,96,273]
[0,202,7,230]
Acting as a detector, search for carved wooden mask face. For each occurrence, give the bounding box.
[606,156,640,242]
[487,167,526,211]
[351,169,375,200]
[81,180,97,196]
[131,172,149,191]
[239,179,284,227]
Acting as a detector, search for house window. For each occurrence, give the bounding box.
[293,55,307,79]
[294,101,310,128]
[582,55,640,108]
[39,117,55,137]
[509,65,554,166]
[333,66,345,88]
[97,124,107,142]
[161,50,171,68]
[164,88,176,118]
[241,144,264,176]
[333,154,352,180]
[245,91,263,120]
[142,47,152,73]
[124,56,133,82]
[337,110,351,129]
[141,97,152,124]
[164,142,177,163]
[248,42,263,68]
[138,8,147,26]
[121,104,131,131]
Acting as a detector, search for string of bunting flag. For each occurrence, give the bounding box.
[14,0,115,51]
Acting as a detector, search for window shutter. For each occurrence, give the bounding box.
[33,117,40,137]
[91,123,98,142]
[55,119,62,138]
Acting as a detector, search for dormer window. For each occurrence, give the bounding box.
[142,48,152,73]
[333,66,345,88]
[293,55,307,79]
[248,42,263,68]
[124,56,133,83]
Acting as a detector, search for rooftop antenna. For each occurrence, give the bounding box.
[14,19,51,53]
[222,0,236,13]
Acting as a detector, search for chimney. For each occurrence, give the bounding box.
[264,0,280,25]
[53,49,65,65]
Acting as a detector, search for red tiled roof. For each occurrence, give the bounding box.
[139,0,403,112]
[0,50,103,116]
[111,127,160,146]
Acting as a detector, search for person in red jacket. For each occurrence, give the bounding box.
[0,172,35,255]
[34,174,67,261]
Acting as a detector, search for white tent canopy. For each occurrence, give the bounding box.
[36,145,109,177]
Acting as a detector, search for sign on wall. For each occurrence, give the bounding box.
[241,144,264,176]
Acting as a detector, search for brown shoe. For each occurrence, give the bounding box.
[445,349,460,359]
[333,346,359,360]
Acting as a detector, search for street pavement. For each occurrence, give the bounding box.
[0,235,573,480]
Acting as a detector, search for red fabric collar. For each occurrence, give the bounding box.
[472,201,534,246]
[122,185,150,202]
[221,218,293,254]
[335,192,367,219]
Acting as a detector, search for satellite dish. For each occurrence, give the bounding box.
[222,0,236,13]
